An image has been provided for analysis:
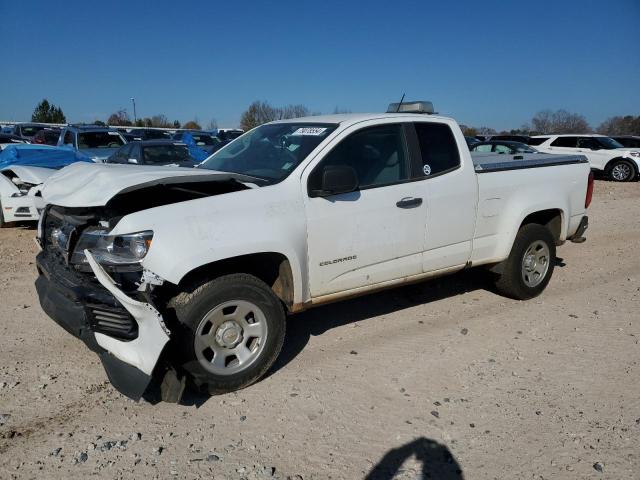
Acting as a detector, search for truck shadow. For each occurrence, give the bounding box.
[272,268,491,376]
[366,437,464,480]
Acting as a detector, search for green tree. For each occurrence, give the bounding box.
[173,120,181,128]
[31,99,67,123]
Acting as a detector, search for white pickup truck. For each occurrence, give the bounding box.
[35,102,593,402]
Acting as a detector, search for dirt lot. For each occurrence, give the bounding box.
[0,181,638,480]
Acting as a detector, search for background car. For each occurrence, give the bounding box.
[11,123,49,141]
[31,127,62,145]
[106,140,199,167]
[217,128,244,141]
[0,133,27,144]
[464,136,480,148]
[124,128,173,141]
[57,125,127,162]
[470,140,538,154]
[532,134,640,181]
[488,134,531,143]
[172,131,222,154]
[611,136,640,149]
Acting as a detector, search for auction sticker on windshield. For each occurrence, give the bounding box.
[291,127,327,136]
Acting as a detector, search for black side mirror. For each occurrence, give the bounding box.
[310,165,359,197]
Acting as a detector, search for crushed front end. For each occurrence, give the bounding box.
[35,205,176,401]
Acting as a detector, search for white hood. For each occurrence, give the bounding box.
[1,166,57,185]
[41,162,251,207]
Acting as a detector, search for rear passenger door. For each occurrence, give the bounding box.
[412,121,478,272]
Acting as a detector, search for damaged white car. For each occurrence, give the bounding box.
[35,103,593,402]
[0,166,53,226]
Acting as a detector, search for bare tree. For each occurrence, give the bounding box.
[107,109,132,126]
[531,110,554,134]
[531,109,591,134]
[207,118,219,130]
[597,115,640,135]
[183,120,202,130]
[476,126,497,135]
[240,101,279,130]
[150,114,171,128]
[240,101,312,130]
[333,106,352,114]
[279,104,310,120]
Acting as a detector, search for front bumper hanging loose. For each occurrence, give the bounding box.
[35,250,170,400]
[84,251,171,396]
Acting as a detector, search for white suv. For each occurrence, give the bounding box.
[530,134,640,181]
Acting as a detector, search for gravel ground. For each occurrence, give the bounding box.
[0,180,638,479]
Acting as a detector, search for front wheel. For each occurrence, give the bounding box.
[170,273,286,395]
[494,223,556,300]
[607,159,636,182]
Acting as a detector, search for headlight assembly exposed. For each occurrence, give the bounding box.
[70,229,153,267]
[628,151,640,158]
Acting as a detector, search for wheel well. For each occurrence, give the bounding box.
[520,209,563,244]
[605,157,636,174]
[177,252,295,311]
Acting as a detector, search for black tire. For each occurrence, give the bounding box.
[606,159,636,182]
[494,223,556,300]
[169,273,285,395]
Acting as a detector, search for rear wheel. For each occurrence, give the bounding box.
[170,273,286,395]
[607,159,636,182]
[494,224,556,300]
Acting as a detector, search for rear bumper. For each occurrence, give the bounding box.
[35,253,156,400]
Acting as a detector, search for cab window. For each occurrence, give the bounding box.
[413,122,460,176]
[309,124,409,190]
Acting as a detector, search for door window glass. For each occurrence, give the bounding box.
[311,124,408,189]
[414,122,460,176]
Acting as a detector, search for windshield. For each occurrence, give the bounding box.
[200,123,337,182]
[78,132,125,149]
[596,137,624,149]
[142,144,192,164]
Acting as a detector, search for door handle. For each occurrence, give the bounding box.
[396,197,423,209]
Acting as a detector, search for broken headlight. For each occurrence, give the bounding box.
[70,229,153,267]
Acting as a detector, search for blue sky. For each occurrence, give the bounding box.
[1,0,638,130]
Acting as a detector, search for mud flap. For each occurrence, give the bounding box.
[85,251,170,393]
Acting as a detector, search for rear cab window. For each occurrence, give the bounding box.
[413,122,461,177]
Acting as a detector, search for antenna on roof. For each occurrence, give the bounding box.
[395,93,405,113]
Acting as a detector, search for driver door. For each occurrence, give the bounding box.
[304,123,427,297]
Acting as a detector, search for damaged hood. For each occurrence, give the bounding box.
[1,166,57,185]
[42,162,254,207]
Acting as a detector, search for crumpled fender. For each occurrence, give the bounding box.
[85,250,170,376]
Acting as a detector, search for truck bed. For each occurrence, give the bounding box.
[471,152,588,173]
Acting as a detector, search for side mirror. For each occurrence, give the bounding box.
[128,158,138,164]
[310,165,358,197]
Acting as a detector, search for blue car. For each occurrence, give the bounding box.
[57,125,127,162]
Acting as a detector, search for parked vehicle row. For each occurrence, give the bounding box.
[33,101,593,402]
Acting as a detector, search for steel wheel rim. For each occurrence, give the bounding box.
[521,240,550,288]
[194,300,268,376]
[612,163,631,181]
